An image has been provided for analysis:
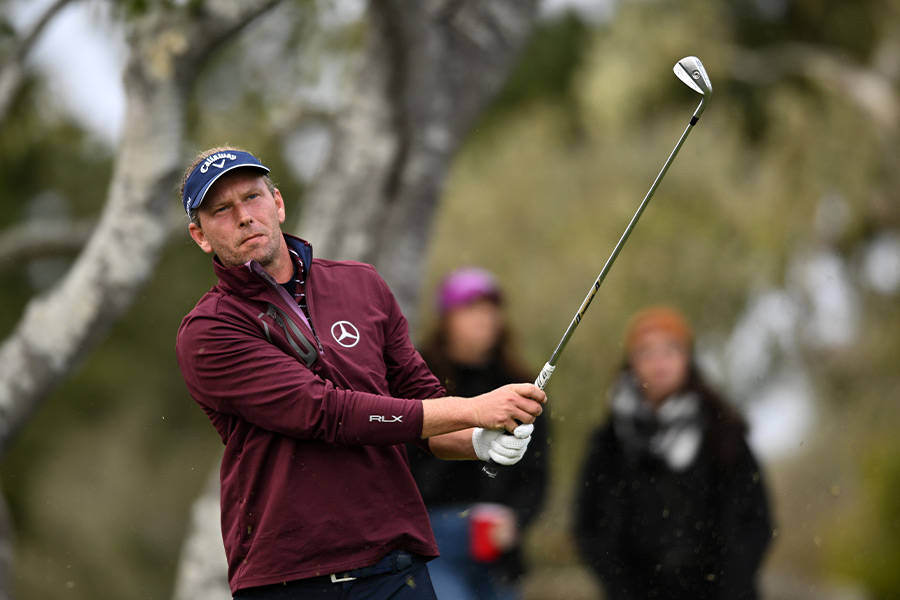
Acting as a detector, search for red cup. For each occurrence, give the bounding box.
[469,503,513,563]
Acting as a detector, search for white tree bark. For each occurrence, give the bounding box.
[171,460,232,600]
[299,0,540,324]
[0,1,283,597]
[0,0,284,455]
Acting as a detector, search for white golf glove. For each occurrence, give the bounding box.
[472,424,534,466]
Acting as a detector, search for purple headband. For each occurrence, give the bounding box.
[437,267,502,314]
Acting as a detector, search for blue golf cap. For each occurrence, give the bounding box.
[182,150,270,215]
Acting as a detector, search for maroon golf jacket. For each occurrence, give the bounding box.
[176,235,444,593]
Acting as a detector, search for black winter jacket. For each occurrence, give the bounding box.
[407,355,549,579]
[574,402,773,600]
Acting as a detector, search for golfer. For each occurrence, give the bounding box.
[175,147,546,599]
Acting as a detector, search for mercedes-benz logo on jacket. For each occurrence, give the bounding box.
[331,321,360,348]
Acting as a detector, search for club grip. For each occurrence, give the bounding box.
[534,362,555,391]
[481,362,555,478]
[482,462,499,478]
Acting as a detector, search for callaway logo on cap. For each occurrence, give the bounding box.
[182,150,270,215]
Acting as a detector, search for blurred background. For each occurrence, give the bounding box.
[0,0,898,599]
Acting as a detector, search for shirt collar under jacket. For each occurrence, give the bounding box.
[211,234,314,297]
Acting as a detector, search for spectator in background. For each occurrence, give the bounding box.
[408,267,550,600]
[574,306,773,600]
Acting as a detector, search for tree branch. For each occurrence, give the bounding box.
[297,0,540,326]
[731,41,900,131]
[0,218,96,266]
[0,210,190,272]
[0,0,77,127]
[0,0,286,456]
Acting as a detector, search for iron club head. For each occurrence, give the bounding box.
[674,56,712,96]
[674,56,712,118]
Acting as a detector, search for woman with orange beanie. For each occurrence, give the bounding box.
[574,306,773,600]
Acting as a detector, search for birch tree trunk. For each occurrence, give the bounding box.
[172,2,539,598]
[0,0,284,455]
[299,0,540,324]
[0,1,284,597]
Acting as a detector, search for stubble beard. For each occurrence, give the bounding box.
[219,230,283,270]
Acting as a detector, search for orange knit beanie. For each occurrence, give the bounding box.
[624,306,694,353]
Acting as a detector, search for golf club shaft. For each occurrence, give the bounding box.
[539,97,706,381]
[482,96,708,478]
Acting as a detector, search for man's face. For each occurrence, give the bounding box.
[188,170,286,269]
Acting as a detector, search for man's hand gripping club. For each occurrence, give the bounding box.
[470,383,544,466]
[473,423,534,466]
[421,383,546,465]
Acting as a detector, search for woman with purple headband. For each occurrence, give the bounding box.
[408,267,550,600]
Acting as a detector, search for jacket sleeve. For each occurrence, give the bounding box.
[176,308,425,447]
[573,427,645,599]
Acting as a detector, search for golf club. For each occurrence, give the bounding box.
[483,56,712,478]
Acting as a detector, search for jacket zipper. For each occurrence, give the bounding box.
[247,261,326,355]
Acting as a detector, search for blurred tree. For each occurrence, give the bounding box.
[0,3,287,597]
[1,0,899,599]
[297,1,540,323]
[0,0,541,598]
[423,2,900,598]
[0,0,74,126]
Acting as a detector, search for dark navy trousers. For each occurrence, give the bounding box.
[232,553,438,600]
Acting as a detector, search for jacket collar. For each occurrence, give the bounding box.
[212,233,314,299]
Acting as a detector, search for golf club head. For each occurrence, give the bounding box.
[674,56,712,96]
[674,56,712,118]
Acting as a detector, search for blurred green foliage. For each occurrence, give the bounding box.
[1,1,899,599]
[422,2,900,598]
